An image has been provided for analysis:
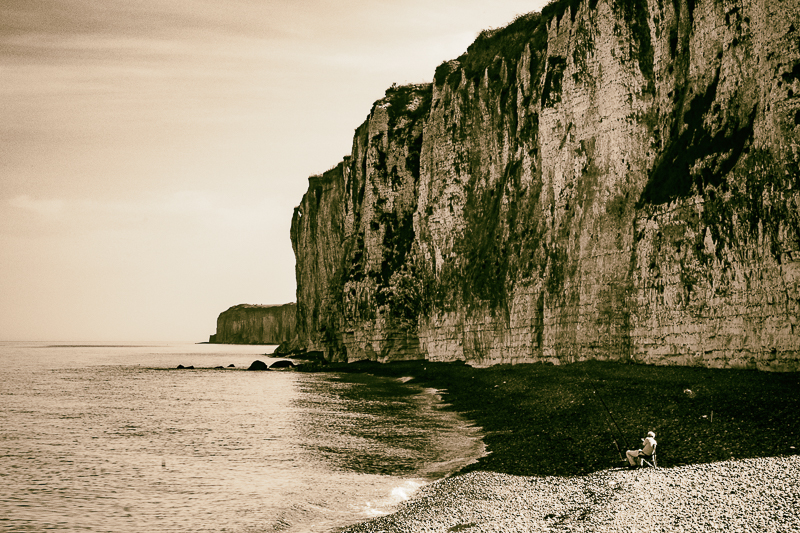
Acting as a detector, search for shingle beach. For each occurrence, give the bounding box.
[339,456,800,532]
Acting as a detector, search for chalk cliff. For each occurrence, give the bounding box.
[209,303,297,345]
[289,0,800,371]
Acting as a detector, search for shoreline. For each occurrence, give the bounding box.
[313,359,800,475]
[311,359,800,531]
[337,456,800,532]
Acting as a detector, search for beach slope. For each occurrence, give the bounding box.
[317,359,799,531]
[339,456,800,532]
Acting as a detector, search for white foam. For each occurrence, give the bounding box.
[362,479,424,517]
[391,480,423,501]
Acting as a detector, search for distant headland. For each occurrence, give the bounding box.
[208,303,297,345]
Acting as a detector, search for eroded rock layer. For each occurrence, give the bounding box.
[289,0,800,370]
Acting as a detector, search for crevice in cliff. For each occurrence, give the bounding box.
[541,0,600,24]
[459,162,517,310]
[542,56,567,107]
[612,0,655,91]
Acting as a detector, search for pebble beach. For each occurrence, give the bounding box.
[338,456,800,532]
[316,360,800,532]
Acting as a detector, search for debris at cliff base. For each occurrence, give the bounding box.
[322,359,800,477]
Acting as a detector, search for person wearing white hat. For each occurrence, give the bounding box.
[626,431,657,467]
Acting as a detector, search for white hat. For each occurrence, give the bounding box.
[647,431,656,438]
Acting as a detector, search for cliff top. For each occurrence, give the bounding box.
[222,303,296,312]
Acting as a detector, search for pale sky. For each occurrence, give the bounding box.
[1,0,547,342]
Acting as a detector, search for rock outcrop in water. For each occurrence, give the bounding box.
[209,303,297,345]
[247,360,270,371]
[287,0,800,371]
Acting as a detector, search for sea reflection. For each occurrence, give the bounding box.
[0,342,483,532]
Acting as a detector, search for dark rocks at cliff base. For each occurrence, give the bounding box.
[176,365,194,369]
[228,364,235,368]
[298,350,325,362]
[269,360,294,369]
[247,360,270,371]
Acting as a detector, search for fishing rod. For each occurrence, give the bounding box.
[583,372,630,460]
[598,404,625,461]
[593,385,630,451]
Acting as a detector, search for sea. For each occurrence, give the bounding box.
[0,341,485,533]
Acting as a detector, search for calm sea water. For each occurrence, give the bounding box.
[0,341,484,532]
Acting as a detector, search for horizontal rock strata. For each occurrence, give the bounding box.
[289,0,800,370]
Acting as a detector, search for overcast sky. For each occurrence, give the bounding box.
[1,0,547,342]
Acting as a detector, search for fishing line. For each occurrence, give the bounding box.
[582,372,630,460]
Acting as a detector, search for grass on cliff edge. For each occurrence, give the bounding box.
[304,359,800,477]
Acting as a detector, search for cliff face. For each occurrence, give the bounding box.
[287,164,347,354]
[290,0,800,370]
[209,303,297,345]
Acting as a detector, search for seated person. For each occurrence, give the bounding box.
[626,431,656,467]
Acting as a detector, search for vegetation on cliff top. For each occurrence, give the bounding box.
[432,0,591,88]
[434,11,546,87]
[433,0,657,91]
[382,83,432,131]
